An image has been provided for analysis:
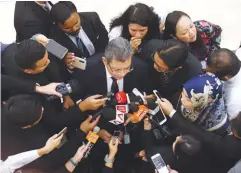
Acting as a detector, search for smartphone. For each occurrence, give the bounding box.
[46,39,68,59]
[112,131,121,144]
[72,57,87,70]
[153,90,167,125]
[151,153,169,173]
[57,127,67,138]
[153,90,162,100]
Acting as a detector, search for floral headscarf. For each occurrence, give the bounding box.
[181,73,229,132]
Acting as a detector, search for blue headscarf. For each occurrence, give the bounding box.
[181,73,229,132]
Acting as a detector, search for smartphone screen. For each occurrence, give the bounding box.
[151,154,168,173]
[46,39,68,59]
[112,131,121,144]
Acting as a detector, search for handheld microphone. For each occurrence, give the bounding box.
[128,93,144,105]
[84,126,100,158]
[123,126,130,144]
[132,105,149,122]
[132,88,146,103]
[46,79,80,101]
[91,92,116,121]
[115,91,127,104]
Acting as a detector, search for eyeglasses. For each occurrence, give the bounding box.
[151,53,181,87]
[108,63,134,75]
[151,53,180,74]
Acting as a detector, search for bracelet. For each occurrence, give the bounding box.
[104,154,115,163]
[69,158,78,167]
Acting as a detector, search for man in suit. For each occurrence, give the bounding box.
[14,1,53,42]
[2,39,106,111]
[49,1,108,81]
[2,94,100,172]
[72,37,150,173]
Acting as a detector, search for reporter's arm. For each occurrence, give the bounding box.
[159,98,241,161]
[170,112,241,160]
[35,130,86,171]
[2,150,40,173]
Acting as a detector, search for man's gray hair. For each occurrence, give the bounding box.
[104,37,133,63]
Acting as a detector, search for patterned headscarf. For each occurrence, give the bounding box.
[181,73,228,131]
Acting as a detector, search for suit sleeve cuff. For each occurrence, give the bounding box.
[169,110,176,118]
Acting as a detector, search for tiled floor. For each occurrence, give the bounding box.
[1,0,241,49]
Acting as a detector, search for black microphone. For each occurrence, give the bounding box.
[145,98,172,138]
[128,93,144,105]
[46,79,80,101]
[91,92,117,121]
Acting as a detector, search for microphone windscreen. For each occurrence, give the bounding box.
[129,94,143,104]
[115,91,127,104]
[129,103,139,112]
[69,79,80,93]
[93,126,100,134]
[102,108,116,120]
[146,98,157,110]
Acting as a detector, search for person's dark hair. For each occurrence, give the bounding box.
[15,40,46,69]
[231,112,241,138]
[3,95,43,128]
[110,3,160,40]
[50,1,77,25]
[163,11,206,57]
[156,39,188,69]
[207,48,241,78]
[175,135,201,157]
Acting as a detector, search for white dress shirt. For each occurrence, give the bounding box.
[67,27,95,56]
[224,49,241,119]
[105,66,123,92]
[0,150,40,173]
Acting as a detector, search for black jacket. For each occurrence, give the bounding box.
[2,43,62,86]
[1,112,86,171]
[14,1,53,42]
[137,39,203,98]
[169,112,241,172]
[72,56,150,99]
[49,12,108,81]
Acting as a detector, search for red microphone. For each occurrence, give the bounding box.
[115,91,127,104]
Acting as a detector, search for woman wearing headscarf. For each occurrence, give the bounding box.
[179,73,230,135]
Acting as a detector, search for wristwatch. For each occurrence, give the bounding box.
[104,154,115,163]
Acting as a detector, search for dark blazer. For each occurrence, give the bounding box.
[14,1,53,42]
[170,112,241,172]
[72,56,150,99]
[137,39,203,98]
[49,12,108,81]
[2,42,62,86]
[1,115,87,172]
[50,12,108,57]
[2,42,63,111]
[72,55,150,135]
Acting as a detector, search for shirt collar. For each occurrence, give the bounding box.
[227,68,241,83]
[105,66,112,79]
